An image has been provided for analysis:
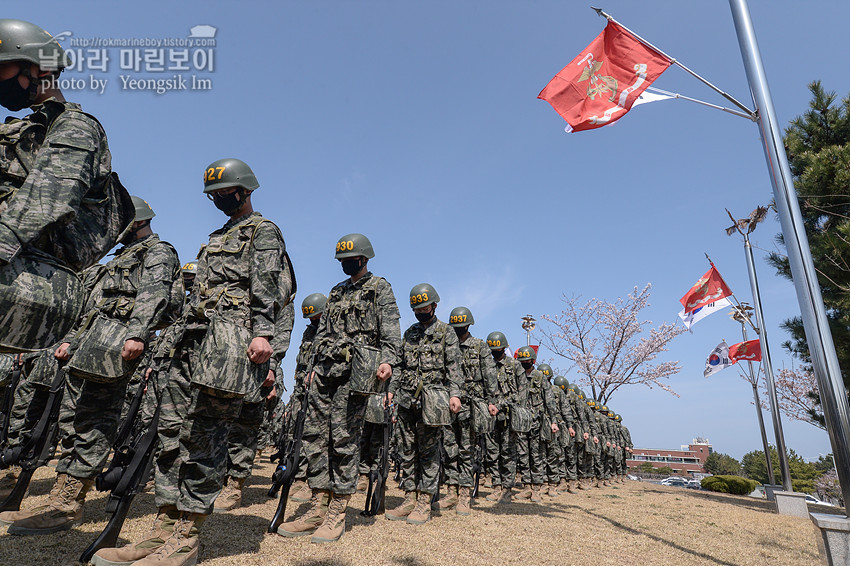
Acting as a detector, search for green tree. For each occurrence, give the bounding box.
[656,466,674,476]
[741,446,820,493]
[704,452,741,476]
[768,81,850,425]
[638,461,655,474]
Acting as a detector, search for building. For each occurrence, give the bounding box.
[626,437,713,476]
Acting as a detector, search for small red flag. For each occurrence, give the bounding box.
[538,21,672,132]
[729,339,762,363]
[679,267,733,315]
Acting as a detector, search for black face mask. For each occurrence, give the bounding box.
[341,258,362,276]
[453,326,468,339]
[119,222,148,245]
[492,349,505,361]
[521,361,534,370]
[309,317,320,327]
[211,190,242,215]
[0,74,32,112]
[415,311,434,323]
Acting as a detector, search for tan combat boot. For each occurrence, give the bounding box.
[0,467,19,499]
[356,474,369,493]
[495,487,513,504]
[213,476,245,513]
[485,485,502,502]
[578,478,590,490]
[406,492,432,525]
[514,484,532,500]
[530,484,543,502]
[593,477,602,488]
[546,483,560,497]
[90,506,181,566]
[290,480,312,503]
[310,493,350,544]
[277,489,331,537]
[566,479,578,494]
[0,472,68,526]
[456,487,471,516]
[133,512,206,566]
[432,485,458,512]
[385,490,416,521]
[7,474,93,535]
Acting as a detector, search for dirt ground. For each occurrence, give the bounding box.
[0,460,838,566]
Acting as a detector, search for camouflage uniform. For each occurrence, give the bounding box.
[592,409,609,483]
[562,388,588,484]
[620,424,633,476]
[485,353,526,490]
[154,212,289,515]
[443,334,498,489]
[578,402,599,484]
[302,272,401,495]
[389,318,463,496]
[288,319,321,484]
[518,369,558,488]
[546,385,573,487]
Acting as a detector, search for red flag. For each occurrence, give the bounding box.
[679,266,733,315]
[729,339,762,363]
[538,22,672,132]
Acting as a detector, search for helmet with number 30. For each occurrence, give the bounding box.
[202,158,259,193]
[448,306,474,327]
[334,233,375,260]
[409,283,439,309]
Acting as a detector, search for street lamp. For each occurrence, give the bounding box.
[521,315,535,346]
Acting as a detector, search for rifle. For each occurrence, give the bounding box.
[267,378,310,533]
[0,356,22,448]
[471,434,486,499]
[361,402,392,516]
[431,429,445,506]
[0,365,66,512]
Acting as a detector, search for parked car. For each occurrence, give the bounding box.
[660,477,689,487]
[686,479,701,489]
[627,474,639,481]
[804,494,836,507]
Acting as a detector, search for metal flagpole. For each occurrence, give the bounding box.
[730,0,850,512]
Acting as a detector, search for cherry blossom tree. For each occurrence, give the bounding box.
[538,283,687,405]
[769,366,825,430]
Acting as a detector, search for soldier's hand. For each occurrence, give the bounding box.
[488,404,498,416]
[450,396,462,413]
[305,371,314,386]
[583,432,589,441]
[262,369,275,387]
[55,342,72,361]
[606,441,611,447]
[384,392,394,408]
[569,427,576,437]
[376,363,392,381]
[593,436,599,444]
[267,386,277,400]
[121,338,145,361]
[247,336,273,364]
[145,367,154,381]
[551,423,559,434]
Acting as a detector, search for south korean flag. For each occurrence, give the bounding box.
[704,341,733,378]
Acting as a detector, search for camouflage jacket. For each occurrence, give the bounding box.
[269,301,294,373]
[567,389,590,440]
[582,402,599,438]
[0,98,113,270]
[621,425,632,449]
[188,212,289,337]
[552,386,575,429]
[314,272,401,381]
[71,234,180,346]
[289,321,319,409]
[389,318,463,408]
[525,369,558,426]
[457,334,498,405]
[493,353,527,419]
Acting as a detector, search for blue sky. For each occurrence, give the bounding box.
[11,1,850,461]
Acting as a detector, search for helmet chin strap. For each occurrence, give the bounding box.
[18,65,41,106]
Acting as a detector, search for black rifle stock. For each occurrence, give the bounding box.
[267,379,310,533]
[471,434,486,499]
[362,402,392,516]
[0,356,22,448]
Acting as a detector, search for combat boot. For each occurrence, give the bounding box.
[530,484,543,502]
[578,478,591,490]
[456,487,471,516]
[406,492,432,525]
[310,493,350,544]
[514,485,532,500]
[485,485,502,502]
[8,474,93,535]
[277,489,331,537]
[213,476,245,513]
[90,506,181,566]
[356,474,369,493]
[593,477,602,488]
[133,512,206,566]
[385,490,416,521]
[0,472,68,526]
[546,483,560,497]
[495,487,513,504]
[0,467,19,499]
[290,480,312,503]
[432,485,458,512]
[566,480,578,494]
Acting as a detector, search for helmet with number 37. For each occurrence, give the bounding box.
[202,158,259,193]
[409,283,439,309]
[448,306,474,327]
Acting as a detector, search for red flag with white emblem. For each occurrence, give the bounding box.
[538,21,672,132]
[679,266,733,315]
[729,339,762,363]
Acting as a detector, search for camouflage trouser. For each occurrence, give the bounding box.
[302,378,367,495]
[515,432,529,483]
[483,427,498,481]
[545,437,564,484]
[225,400,264,480]
[4,376,38,449]
[520,428,547,485]
[601,449,612,479]
[564,440,579,481]
[154,330,244,515]
[396,405,442,496]
[489,418,517,489]
[56,372,130,479]
[442,414,474,488]
[358,421,382,476]
[579,444,596,479]
[256,396,280,451]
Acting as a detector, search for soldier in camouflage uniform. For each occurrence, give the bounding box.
[385,284,462,525]
[2,196,180,536]
[555,378,584,494]
[576,390,599,489]
[215,300,294,512]
[513,347,559,503]
[541,366,573,497]
[432,306,497,516]
[279,234,400,544]
[617,414,633,482]
[92,158,291,566]
[287,293,327,504]
[483,331,526,504]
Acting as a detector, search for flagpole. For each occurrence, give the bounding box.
[730,0,850,514]
[591,7,756,119]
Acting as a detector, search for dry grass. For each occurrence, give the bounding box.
[1,461,835,566]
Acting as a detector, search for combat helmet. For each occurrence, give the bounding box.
[335,233,375,260]
[487,331,508,350]
[553,376,569,390]
[409,283,439,309]
[515,346,536,362]
[537,363,553,378]
[301,293,328,319]
[130,196,155,222]
[0,19,68,70]
[449,306,474,328]
[203,158,259,193]
[181,261,198,276]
